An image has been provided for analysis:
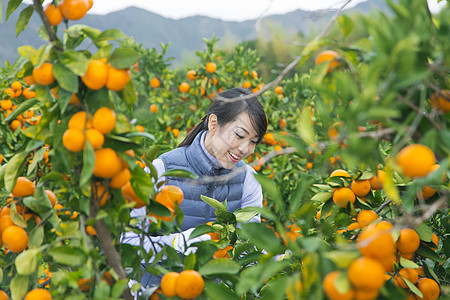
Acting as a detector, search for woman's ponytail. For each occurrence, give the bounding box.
[177,115,208,147]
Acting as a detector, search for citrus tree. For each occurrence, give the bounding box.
[0,0,449,299]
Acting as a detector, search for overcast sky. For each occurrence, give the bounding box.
[32,0,447,21]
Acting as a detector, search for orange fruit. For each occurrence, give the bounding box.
[12,176,36,197]
[0,207,10,219]
[150,104,158,113]
[161,272,179,297]
[106,66,131,91]
[85,128,104,150]
[135,125,144,132]
[32,63,55,86]
[92,107,116,134]
[102,271,114,285]
[330,169,350,178]
[278,117,287,128]
[179,82,190,93]
[429,89,450,113]
[369,170,386,190]
[397,144,435,178]
[394,268,419,289]
[85,225,96,235]
[396,228,420,254]
[10,81,22,91]
[60,0,90,20]
[9,120,21,131]
[63,128,86,152]
[348,256,386,290]
[322,271,354,300]
[121,181,146,208]
[2,225,28,253]
[93,148,122,178]
[430,232,439,250]
[419,186,436,199]
[23,75,35,85]
[399,251,414,260]
[1,99,13,110]
[251,70,258,79]
[378,253,396,273]
[274,86,283,95]
[416,278,440,300]
[150,77,160,88]
[187,70,197,80]
[206,62,216,73]
[306,162,313,170]
[213,245,233,259]
[264,132,277,145]
[110,168,131,189]
[87,0,93,9]
[81,59,108,90]
[44,3,63,26]
[175,270,205,299]
[45,190,57,207]
[351,180,371,197]
[315,50,341,73]
[68,111,89,131]
[0,215,14,235]
[22,88,36,99]
[242,80,251,89]
[357,221,395,260]
[332,187,356,208]
[0,290,8,300]
[172,128,180,138]
[356,210,378,228]
[24,288,52,300]
[354,289,379,300]
[160,185,184,205]
[93,182,109,207]
[78,277,93,292]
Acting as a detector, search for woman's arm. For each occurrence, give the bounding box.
[240,165,263,223]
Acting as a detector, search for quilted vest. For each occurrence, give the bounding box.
[159,131,246,230]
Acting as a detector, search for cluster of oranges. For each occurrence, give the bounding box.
[44,0,94,26]
[1,78,40,132]
[206,221,234,259]
[148,185,183,222]
[160,269,205,299]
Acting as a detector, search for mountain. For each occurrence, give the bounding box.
[0,0,390,67]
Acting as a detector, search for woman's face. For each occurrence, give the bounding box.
[205,112,259,169]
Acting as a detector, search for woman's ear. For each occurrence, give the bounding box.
[208,114,218,132]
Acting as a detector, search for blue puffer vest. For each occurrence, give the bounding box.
[159,130,246,230]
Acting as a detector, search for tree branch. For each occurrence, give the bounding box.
[397,94,443,130]
[32,0,61,47]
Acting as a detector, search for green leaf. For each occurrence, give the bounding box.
[205,282,240,300]
[16,5,34,37]
[29,226,44,247]
[199,258,241,276]
[147,200,171,217]
[6,0,22,21]
[15,248,41,275]
[415,223,433,242]
[95,29,127,43]
[10,275,29,300]
[324,251,360,269]
[80,142,95,188]
[130,167,152,205]
[311,192,332,203]
[234,207,259,223]
[161,169,198,179]
[58,50,89,76]
[109,48,141,69]
[125,131,156,142]
[200,195,227,213]
[184,252,196,270]
[297,106,316,145]
[5,98,39,122]
[24,187,53,214]
[111,279,129,299]
[47,246,87,266]
[120,80,138,105]
[145,145,161,162]
[190,224,215,239]
[404,277,423,298]
[338,15,354,37]
[416,244,444,263]
[399,256,419,268]
[240,222,283,254]
[57,88,73,114]
[53,62,79,93]
[254,174,284,213]
[4,152,29,192]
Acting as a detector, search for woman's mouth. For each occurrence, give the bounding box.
[228,151,241,163]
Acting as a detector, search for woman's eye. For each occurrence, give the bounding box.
[235,133,243,139]
[251,140,258,145]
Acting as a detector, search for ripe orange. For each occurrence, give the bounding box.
[172,128,180,138]
[213,245,233,259]
[306,162,313,170]
[68,111,89,131]
[429,89,450,113]
[161,272,179,297]
[369,170,386,190]
[24,288,52,300]
[121,181,146,208]
[150,104,158,113]
[85,225,96,235]
[160,185,184,205]
[315,50,341,73]
[0,207,10,219]
[10,81,22,91]
[12,176,36,197]
[351,179,371,197]
[60,0,90,20]
[274,86,283,95]
[357,221,395,260]
[242,80,251,89]
[394,268,419,289]
[62,128,86,152]
[179,82,190,93]
[378,253,396,273]
[110,168,131,189]
[78,277,93,292]
[330,169,350,178]
[44,3,63,26]
[397,144,435,178]
[187,70,197,80]
[1,99,13,110]
[2,225,28,253]
[9,120,21,131]
[396,228,420,254]
[356,210,378,228]
[332,187,356,207]
[348,256,386,290]
[322,271,354,300]
[23,75,35,85]
[81,59,108,90]
[93,182,109,206]
[93,148,122,178]
[32,62,55,86]
[85,128,105,150]
[175,270,205,299]
[135,125,144,132]
[416,278,440,300]
[106,66,131,91]
[23,88,36,99]
[206,62,216,73]
[45,190,57,207]
[150,77,160,88]
[430,232,439,250]
[92,107,116,134]
[419,164,445,199]
[251,70,258,79]
[0,290,8,300]
[354,289,379,300]
[0,215,14,235]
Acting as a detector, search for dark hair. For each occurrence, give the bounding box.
[178,87,267,147]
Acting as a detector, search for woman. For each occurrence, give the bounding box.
[123,87,267,288]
